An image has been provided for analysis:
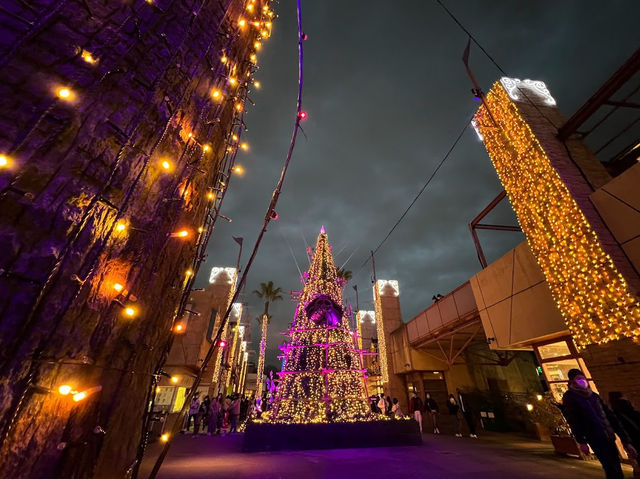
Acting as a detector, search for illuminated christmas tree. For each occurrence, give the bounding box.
[269,227,373,423]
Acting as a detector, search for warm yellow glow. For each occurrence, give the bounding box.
[187,132,193,138]
[474,82,640,348]
[238,18,246,28]
[232,134,238,142]
[207,192,215,200]
[124,307,136,317]
[175,229,189,238]
[113,282,124,293]
[156,386,161,393]
[254,41,262,50]
[526,403,534,411]
[57,87,71,99]
[174,323,184,332]
[229,77,237,87]
[233,165,244,175]
[73,391,87,402]
[235,102,243,112]
[261,30,269,37]
[250,53,257,63]
[198,227,204,233]
[246,3,254,11]
[266,22,272,28]
[203,144,210,152]
[211,89,223,100]
[536,394,543,401]
[253,81,261,89]
[161,160,171,170]
[81,50,97,64]
[161,433,169,442]
[0,155,9,168]
[240,142,249,151]
[186,269,193,277]
[221,55,227,64]
[58,385,72,395]
[170,376,179,384]
[115,221,127,233]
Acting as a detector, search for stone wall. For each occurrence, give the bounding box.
[0,0,269,476]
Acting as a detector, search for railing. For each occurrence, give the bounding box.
[406,281,478,347]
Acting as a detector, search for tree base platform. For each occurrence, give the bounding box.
[242,419,422,452]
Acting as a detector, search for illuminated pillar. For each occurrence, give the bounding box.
[474,78,640,348]
[474,78,640,403]
[256,314,268,398]
[374,281,406,401]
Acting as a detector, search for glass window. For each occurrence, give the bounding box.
[549,382,568,400]
[543,358,581,382]
[154,386,175,407]
[172,387,187,412]
[538,341,571,359]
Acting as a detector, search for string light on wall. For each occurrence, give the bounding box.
[240,142,249,151]
[170,229,190,238]
[0,155,8,168]
[56,87,72,100]
[80,50,98,65]
[474,81,640,348]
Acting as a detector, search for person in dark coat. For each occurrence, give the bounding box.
[409,392,424,433]
[610,392,640,458]
[562,369,637,479]
[457,389,477,438]
[425,392,440,434]
[447,394,463,437]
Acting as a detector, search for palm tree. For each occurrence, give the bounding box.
[252,281,283,398]
[336,268,352,287]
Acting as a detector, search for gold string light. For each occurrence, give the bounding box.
[474,82,640,348]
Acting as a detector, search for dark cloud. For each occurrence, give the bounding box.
[194,1,640,367]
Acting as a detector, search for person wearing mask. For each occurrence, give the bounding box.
[409,392,424,434]
[447,394,463,438]
[184,393,201,433]
[457,389,477,438]
[563,369,637,479]
[229,395,241,433]
[425,392,440,434]
[391,398,403,418]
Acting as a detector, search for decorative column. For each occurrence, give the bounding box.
[474,78,640,402]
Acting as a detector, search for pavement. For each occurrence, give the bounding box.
[139,431,634,479]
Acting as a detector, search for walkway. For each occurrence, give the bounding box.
[139,431,632,479]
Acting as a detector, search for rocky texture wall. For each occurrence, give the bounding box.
[0,0,268,476]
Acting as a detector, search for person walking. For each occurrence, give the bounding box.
[457,389,477,438]
[425,392,440,434]
[229,395,241,433]
[563,369,637,479]
[185,393,201,433]
[207,396,221,435]
[392,398,403,418]
[610,392,640,477]
[409,392,424,434]
[447,394,463,437]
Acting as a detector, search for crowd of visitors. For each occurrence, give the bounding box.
[181,392,253,436]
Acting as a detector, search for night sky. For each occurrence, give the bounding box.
[194,1,640,367]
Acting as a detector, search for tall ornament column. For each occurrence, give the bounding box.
[474,78,640,402]
[256,314,268,399]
